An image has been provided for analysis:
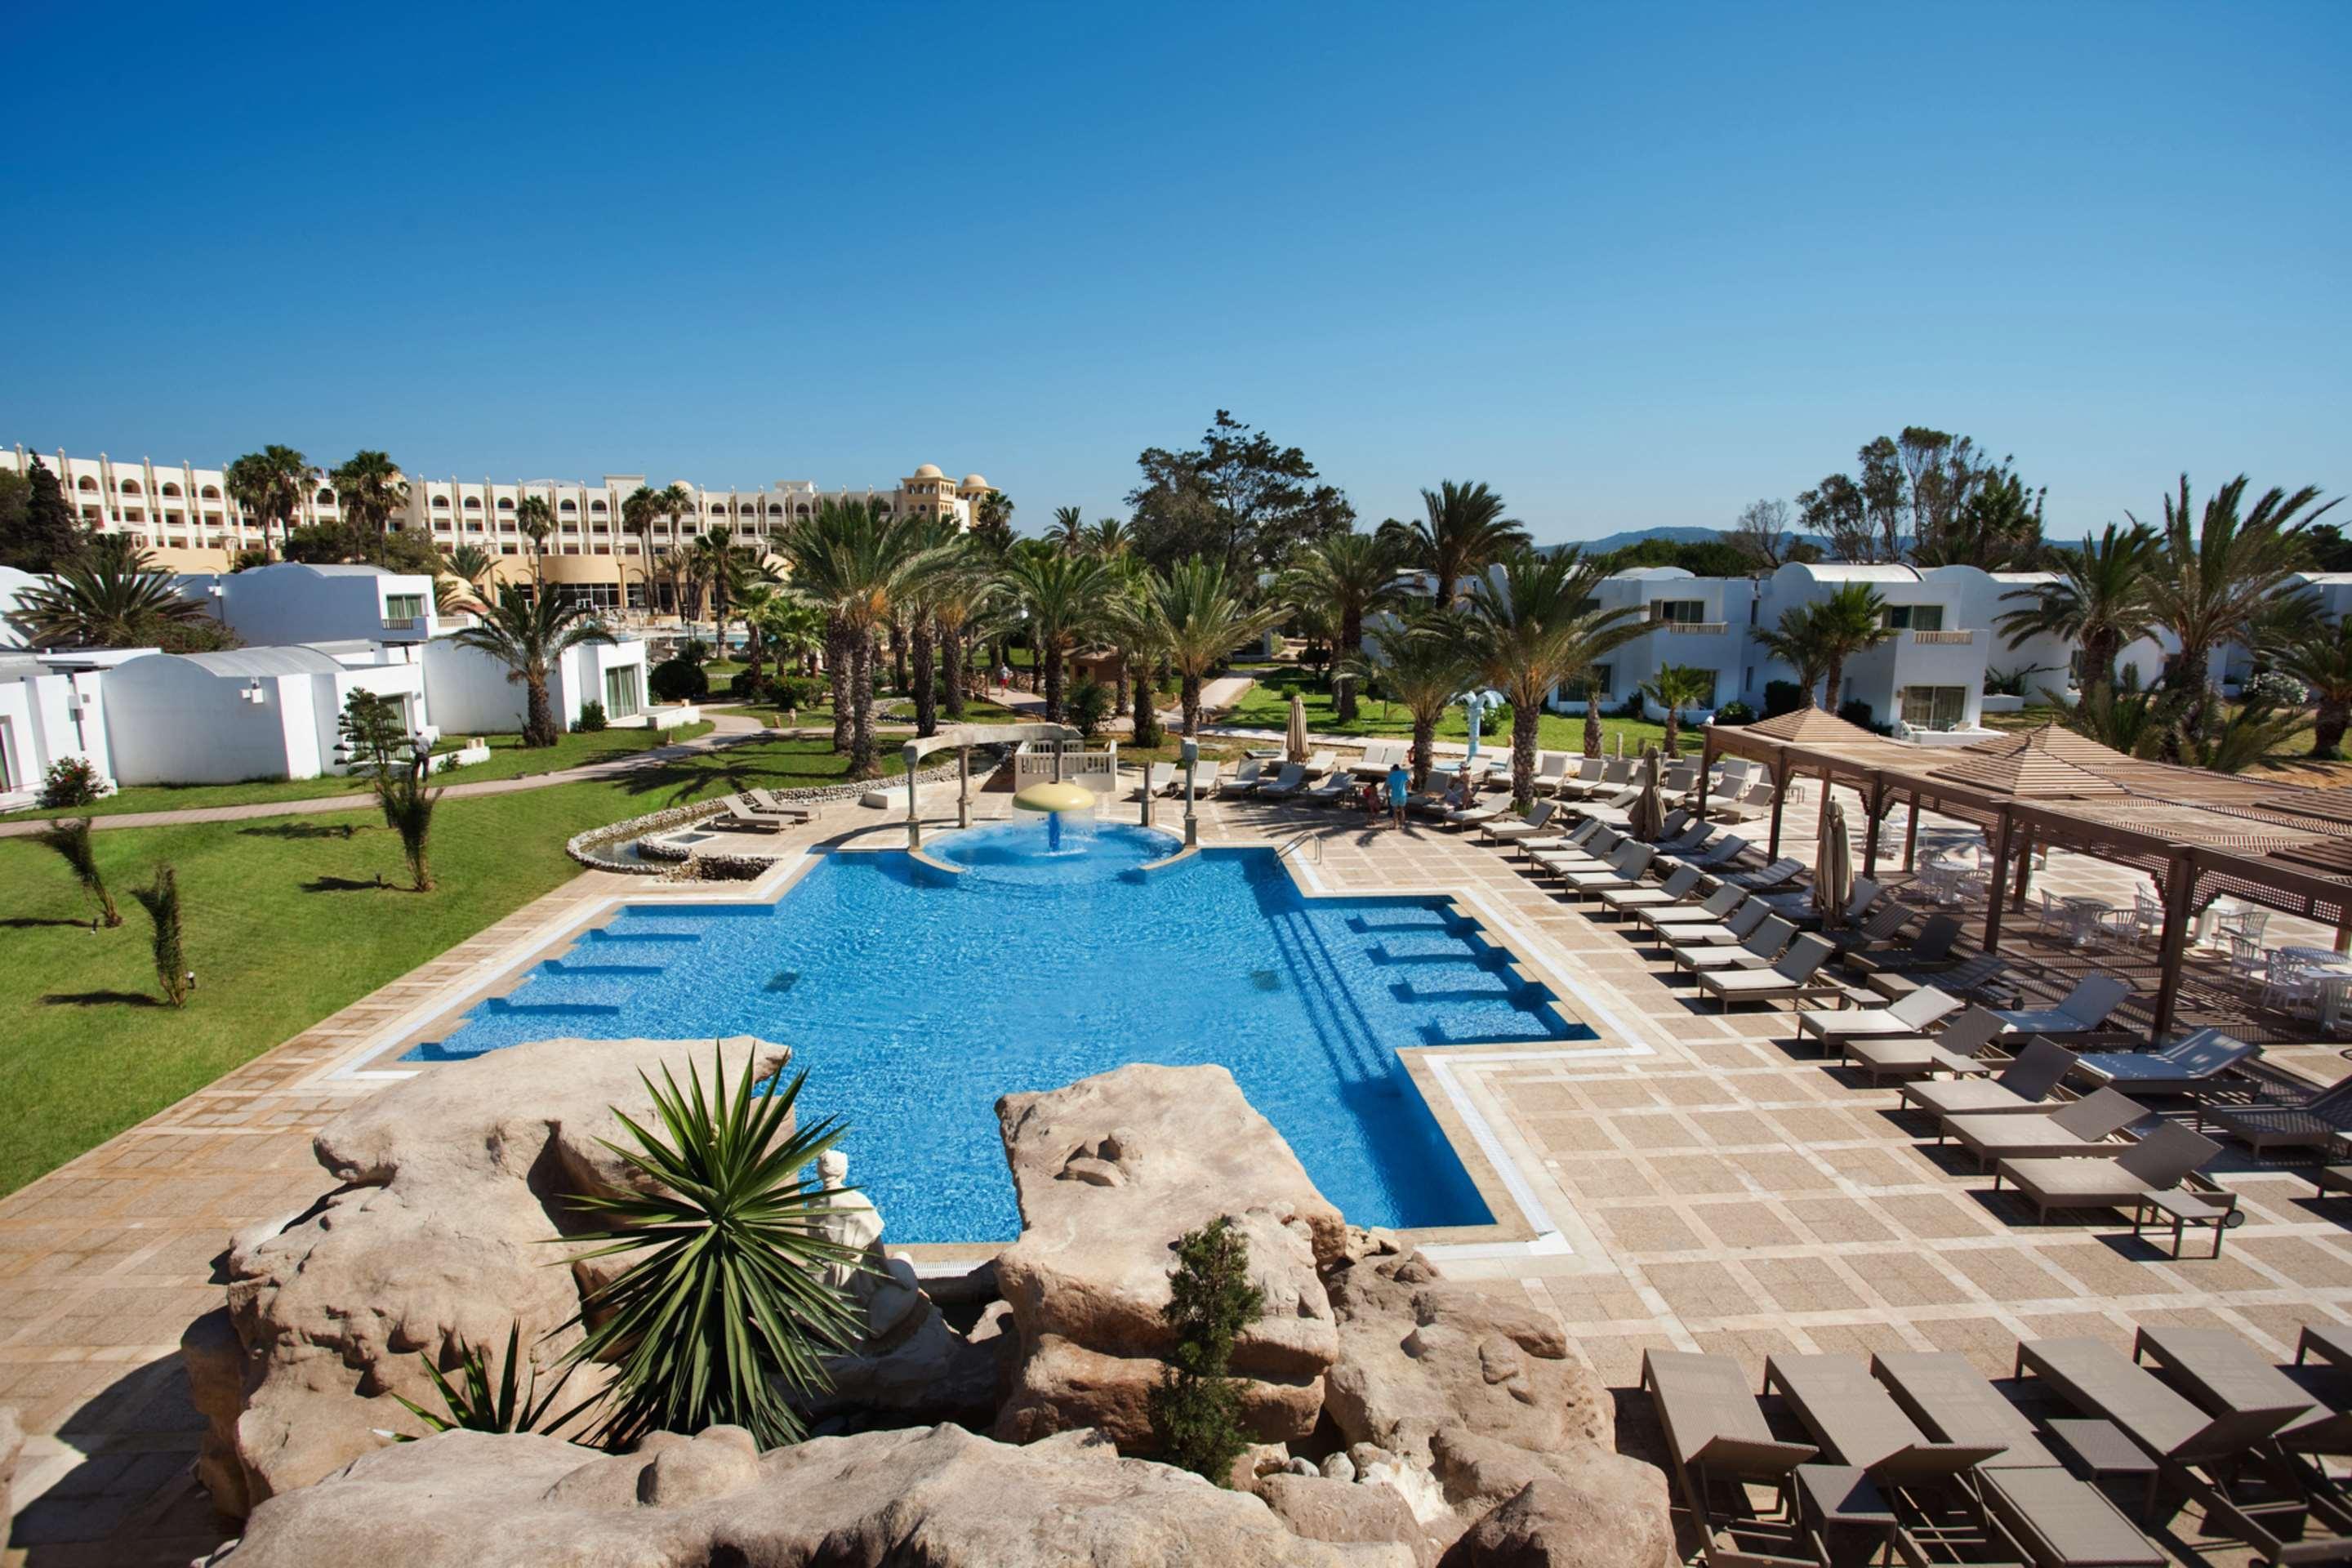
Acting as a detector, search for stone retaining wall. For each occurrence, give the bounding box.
[564,751,987,876]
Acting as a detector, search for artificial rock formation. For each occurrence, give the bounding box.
[188,1035,791,1514]
[204,1423,1410,1567]
[990,1064,1347,1449]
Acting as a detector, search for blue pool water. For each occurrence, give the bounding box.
[408,820,1592,1241]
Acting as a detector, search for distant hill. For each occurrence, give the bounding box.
[1562,526,1731,555]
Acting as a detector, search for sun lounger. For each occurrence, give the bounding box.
[1138,762,1176,796]
[1845,915,1963,976]
[1695,933,1841,1010]
[1900,1040,2078,1120]
[1641,1350,1820,1568]
[1256,763,1309,800]
[1597,863,1704,918]
[2200,1072,2352,1156]
[1560,757,1633,800]
[1993,1121,2224,1223]
[1566,786,1643,824]
[1526,751,1572,795]
[1765,1353,2017,1565]
[1521,817,1615,863]
[1821,902,1913,957]
[744,788,813,822]
[1482,798,1560,844]
[1637,882,1745,935]
[1722,857,1805,893]
[1989,976,2132,1037]
[2303,1326,2352,1374]
[1557,844,1657,901]
[1444,791,1512,829]
[1673,834,1751,870]
[1944,1087,2149,1169]
[712,795,786,833]
[1348,740,1408,778]
[1758,876,1882,929]
[1794,984,1961,1049]
[2016,1336,2342,1561]
[1713,782,1780,823]
[1180,760,1221,795]
[1551,756,1608,798]
[1298,748,1337,779]
[1306,773,1356,805]
[1871,1351,2166,1568]
[1654,817,1714,855]
[1661,898,1776,954]
[1672,913,1795,976]
[1216,759,1265,796]
[1844,1008,2006,1086]
[2070,1027,2261,1094]
[2133,1326,2352,1459]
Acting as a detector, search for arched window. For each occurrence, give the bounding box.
[590,499,608,514]
[497,497,515,510]
[432,496,452,510]
[461,496,479,510]
[76,476,97,492]
[160,481,182,497]
[316,488,335,504]
[558,499,576,513]
[767,504,783,517]
[200,484,221,499]
[119,478,142,494]
[710,504,726,515]
[797,504,812,516]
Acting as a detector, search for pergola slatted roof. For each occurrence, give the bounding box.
[1699,719,2352,1040]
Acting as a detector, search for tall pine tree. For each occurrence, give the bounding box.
[2,458,87,571]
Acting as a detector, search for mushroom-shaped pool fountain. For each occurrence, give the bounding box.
[1012,779,1098,850]
[932,779,1179,882]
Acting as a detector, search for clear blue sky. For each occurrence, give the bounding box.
[3,2,2345,545]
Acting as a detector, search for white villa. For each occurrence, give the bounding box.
[172,562,443,647]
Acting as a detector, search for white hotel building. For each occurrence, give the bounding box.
[0,448,996,608]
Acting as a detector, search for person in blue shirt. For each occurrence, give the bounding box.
[1386,760,1410,830]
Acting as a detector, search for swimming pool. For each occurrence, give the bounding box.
[408,821,1593,1241]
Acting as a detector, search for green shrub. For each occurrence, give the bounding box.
[728,670,773,702]
[1711,699,1756,726]
[1147,1216,1264,1484]
[557,1053,864,1448]
[38,755,109,808]
[131,863,189,1006]
[649,657,710,703]
[1762,679,1804,718]
[572,700,608,733]
[1069,679,1114,738]
[34,817,120,927]
[392,1321,578,1439]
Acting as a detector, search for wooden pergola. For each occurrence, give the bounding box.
[1698,712,2352,1042]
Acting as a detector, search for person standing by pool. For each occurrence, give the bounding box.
[1386,759,1410,830]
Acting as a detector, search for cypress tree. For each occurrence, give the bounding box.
[8,458,86,571]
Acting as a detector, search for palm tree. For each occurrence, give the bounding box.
[694,528,761,656]
[1354,612,1474,790]
[1100,563,1167,746]
[969,489,1016,556]
[328,451,408,537]
[1084,518,1133,559]
[2280,618,2352,759]
[1148,556,1288,737]
[2136,474,2336,746]
[450,584,616,746]
[444,542,495,586]
[1280,532,1400,723]
[924,544,1002,724]
[751,595,826,682]
[778,500,940,777]
[1465,552,1641,808]
[1000,549,1116,724]
[1753,602,1834,709]
[1049,506,1086,551]
[225,445,318,558]
[621,485,663,612]
[1810,583,1897,715]
[514,497,556,587]
[1641,663,1715,755]
[17,556,211,647]
[34,817,120,927]
[1380,481,1530,604]
[1995,523,2159,703]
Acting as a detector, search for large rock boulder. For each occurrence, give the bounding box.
[194,1035,790,1514]
[204,1422,1410,1567]
[1437,1471,1674,1568]
[991,1065,1346,1449]
[0,1402,20,1510]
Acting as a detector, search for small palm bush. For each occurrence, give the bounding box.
[391,1321,577,1439]
[556,1052,865,1448]
[131,863,188,1006]
[36,817,120,927]
[1147,1216,1264,1483]
[379,764,439,892]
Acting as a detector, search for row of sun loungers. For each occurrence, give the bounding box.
[710,790,815,832]
[1650,1324,2352,1568]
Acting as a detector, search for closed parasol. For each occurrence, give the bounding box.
[1814,800,1854,930]
[1626,748,1666,841]
[1285,692,1310,764]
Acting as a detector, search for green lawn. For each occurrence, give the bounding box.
[2,722,716,822]
[0,732,904,1196]
[706,699,1036,730]
[1224,667,1673,756]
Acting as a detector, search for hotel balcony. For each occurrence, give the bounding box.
[1910,629,1976,645]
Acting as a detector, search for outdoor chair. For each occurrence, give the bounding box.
[1257,763,1312,800]
[1822,902,1914,957]
[1566,786,1643,825]
[1992,1122,2225,1223]
[1348,741,1407,778]
[1844,915,1964,976]
[1138,762,1175,796]
[1988,976,2132,1037]
[710,795,786,833]
[1552,757,1608,798]
[1306,772,1357,806]
[1869,1351,2166,1568]
[1529,822,1619,873]
[1764,1353,2020,1568]
[1481,798,1559,845]
[1214,759,1265,796]
[2133,1326,2352,1460]
[1527,751,1572,794]
[1635,882,1745,938]
[1672,833,1751,870]
[2014,1336,2338,1561]
[2262,951,2323,1020]
[1793,984,1961,1050]
[1186,760,1222,795]
[1444,790,1514,829]
[1942,1087,2151,1170]
[1843,1008,2006,1087]
[1597,863,1704,919]
[744,789,813,822]
[1298,748,1337,779]
[1693,933,1842,1010]
[1900,1039,2078,1121]
[1712,782,1778,823]
[2197,1071,2352,1156]
[1561,756,1635,799]
[2069,1028,2260,1095]
[1557,844,1658,902]
[1722,857,1806,893]
[1667,907,1788,971]
[1757,875,1882,931]
[1641,1350,1820,1568]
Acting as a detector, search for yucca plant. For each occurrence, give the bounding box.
[36,817,120,927]
[131,863,187,1006]
[380,763,440,892]
[390,1321,578,1439]
[555,1053,866,1449]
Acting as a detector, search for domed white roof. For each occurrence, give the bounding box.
[960,474,989,490]
[912,463,945,479]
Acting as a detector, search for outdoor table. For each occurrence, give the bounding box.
[2060,896,2112,949]
[2280,947,2352,1033]
[2132,1188,2233,1258]
[1791,1465,1895,1568]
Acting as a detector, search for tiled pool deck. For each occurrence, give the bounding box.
[7,774,2350,1565]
